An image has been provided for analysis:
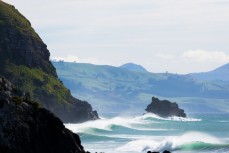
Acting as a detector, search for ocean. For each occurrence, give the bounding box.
[65,113,229,153]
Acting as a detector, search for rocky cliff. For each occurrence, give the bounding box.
[0,77,86,153]
[145,97,186,117]
[0,1,98,122]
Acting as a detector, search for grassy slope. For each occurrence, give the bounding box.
[0,1,40,40]
[6,64,69,105]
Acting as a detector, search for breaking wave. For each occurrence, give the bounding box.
[141,113,202,122]
[65,114,229,153]
[117,132,228,152]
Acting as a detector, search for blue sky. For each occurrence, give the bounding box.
[3,0,229,73]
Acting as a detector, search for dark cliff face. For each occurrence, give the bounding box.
[0,2,56,77]
[0,1,98,123]
[0,77,86,153]
[145,97,186,118]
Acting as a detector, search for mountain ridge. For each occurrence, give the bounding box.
[190,63,229,81]
[120,63,148,73]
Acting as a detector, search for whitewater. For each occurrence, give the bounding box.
[65,113,229,153]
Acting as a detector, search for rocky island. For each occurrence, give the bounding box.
[145,97,186,118]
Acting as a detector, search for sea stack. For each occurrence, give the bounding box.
[145,97,186,118]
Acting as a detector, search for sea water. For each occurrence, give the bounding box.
[65,113,229,153]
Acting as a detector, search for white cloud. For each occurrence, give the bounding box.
[52,55,79,62]
[182,50,229,63]
[52,55,106,65]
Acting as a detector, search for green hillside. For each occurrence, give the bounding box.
[53,62,229,115]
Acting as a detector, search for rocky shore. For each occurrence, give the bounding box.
[0,77,86,153]
[147,150,171,153]
[147,151,171,153]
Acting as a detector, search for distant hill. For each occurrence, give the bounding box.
[53,62,229,115]
[120,63,148,73]
[0,1,98,122]
[190,63,229,81]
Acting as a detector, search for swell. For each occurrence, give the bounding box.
[65,114,201,134]
[78,132,126,142]
[177,142,229,151]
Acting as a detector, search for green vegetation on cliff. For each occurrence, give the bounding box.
[0,1,40,40]
[6,64,69,105]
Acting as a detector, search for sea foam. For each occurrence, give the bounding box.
[141,113,202,122]
[117,132,225,152]
[65,115,172,134]
[65,116,143,133]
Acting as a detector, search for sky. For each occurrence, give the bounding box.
[3,0,229,74]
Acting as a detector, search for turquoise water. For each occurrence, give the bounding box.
[65,113,229,153]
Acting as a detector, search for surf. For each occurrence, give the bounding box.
[140,113,202,122]
[65,114,184,134]
[65,114,229,153]
[117,132,228,152]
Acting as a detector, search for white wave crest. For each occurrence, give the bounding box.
[65,116,145,133]
[65,115,171,134]
[141,113,202,122]
[116,132,223,152]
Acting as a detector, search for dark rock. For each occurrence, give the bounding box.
[163,150,171,153]
[0,77,86,153]
[0,1,99,123]
[147,151,171,153]
[145,97,186,118]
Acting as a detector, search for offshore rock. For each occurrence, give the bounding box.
[0,77,86,153]
[145,97,186,118]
